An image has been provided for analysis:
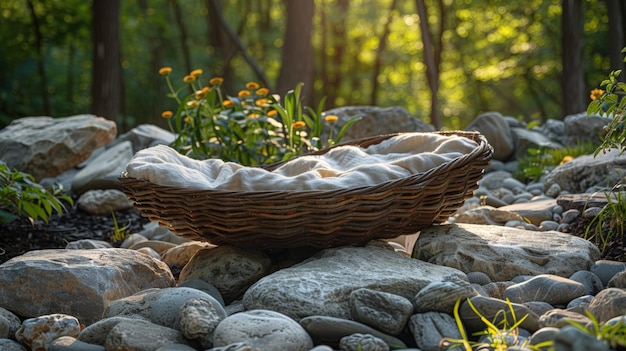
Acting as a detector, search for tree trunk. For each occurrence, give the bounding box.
[27,0,51,116]
[415,0,443,129]
[370,0,397,106]
[206,0,270,89]
[276,0,315,106]
[607,0,626,73]
[91,0,122,121]
[170,0,192,73]
[561,0,586,116]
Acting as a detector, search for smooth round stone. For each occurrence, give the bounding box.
[339,333,389,351]
[522,301,554,317]
[551,205,563,215]
[213,310,313,351]
[409,312,461,351]
[48,336,105,351]
[299,315,406,349]
[567,295,593,310]
[582,206,602,218]
[608,269,626,288]
[484,195,508,207]
[120,233,148,249]
[503,274,586,305]
[545,183,561,198]
[553,325,610,351]
[538,309,591,328]
[458,296,539,333]
[569,270,604,295]
[556,223,571,232]
[524,182,545,193]
[552,213,562,222]
[590,260,626,287]
[538,220,559,231]
[65,239,113,250]
[16,314,81,351]
[466,271,492,285]
[513,192,533,202]
[588,288,626,323]
[349,288,413,336]
[413,280,478,314]
[177,279,225,306]
[528,327,560,348]
[179,298,227,349]
[561,209,580,224]
[0,339,27,351]
[503,178,526,192]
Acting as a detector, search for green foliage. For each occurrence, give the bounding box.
[0,1,614,131]
[514,142,598,183]
[161,68,359,165]
[109,210,130,244]
[584,189,626,256]
[442,298,553,351]
[566,310,626,349]
[587,49,626,156]
[0,162,73,224]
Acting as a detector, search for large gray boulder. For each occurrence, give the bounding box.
[0,248,174,325]
[243,241,468,320]
[322,106,434,141]
[0,115,116,180]
[465,112,514,161]
[543,148,626,193]
[413,223,601,281]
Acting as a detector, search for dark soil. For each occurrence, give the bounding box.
[0,202,150,264]
[0,201,624,264]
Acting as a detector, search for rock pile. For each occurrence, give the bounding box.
[0,111,624,351]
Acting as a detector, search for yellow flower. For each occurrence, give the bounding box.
[190,69,203,77]
[223,100,234,108]
[210,77,224,85]
[183,116,192,124]
[238,90,251,98]
[248,113,261,119]
[255,98,270,107]
[292,121,306,129]
[324,115,339,123]
[256,88,270,96]
[161,110,173,119]
[159,67,172,76]
[183,75,196,83]
[267,109,278,117]
[246,82,260,90]
[590,88,604,101]
[195,86,211,99]
[560,155,574,165]
[186,100,199,108]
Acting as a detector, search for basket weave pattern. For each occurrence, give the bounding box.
[120,131,493,249]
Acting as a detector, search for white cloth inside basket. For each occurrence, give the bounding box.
[123,133,478,191]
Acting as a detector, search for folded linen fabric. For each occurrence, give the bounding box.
[123,133,478,191]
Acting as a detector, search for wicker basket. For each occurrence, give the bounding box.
[120,131,493,249]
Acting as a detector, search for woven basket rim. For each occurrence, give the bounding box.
[120,130,492,195]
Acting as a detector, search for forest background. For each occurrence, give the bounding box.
[0,0,624,133]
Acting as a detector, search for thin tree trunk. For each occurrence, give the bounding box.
[561,0,586,116]
[27,0,51,116]
[370,0,397,106]
[415,0,442,129]
[91,0,121,121]
[276,0,315,105]
[607,0,626,73]
[170,0,192,73]
[206,0,270,88]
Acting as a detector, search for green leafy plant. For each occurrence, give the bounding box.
[585,47,626,260]
[587,48,626,156]
[566,310,626,349]
[441,298,553,351]
[0,161,73,224]
[109,210,131,244]
[514,142,597,183]
[584,188,626,256]
[159,67,360,166]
